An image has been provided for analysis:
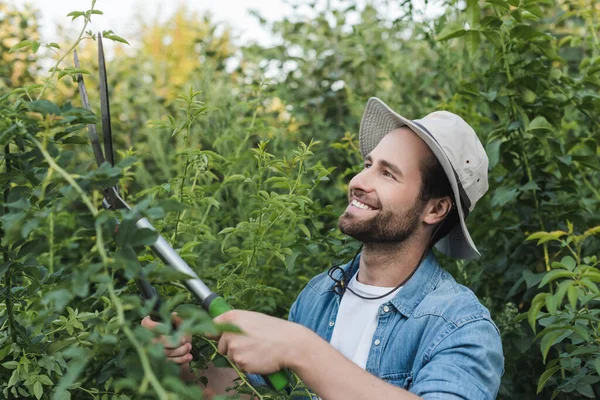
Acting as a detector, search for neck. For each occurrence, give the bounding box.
[357,234,430,287]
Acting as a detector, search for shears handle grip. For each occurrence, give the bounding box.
[205,295,290,391]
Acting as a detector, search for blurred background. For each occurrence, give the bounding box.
[2,0,600,399]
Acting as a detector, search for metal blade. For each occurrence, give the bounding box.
[98,32,115,166]
[74,50,106,167]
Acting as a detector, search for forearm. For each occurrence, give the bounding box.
[289,330,421,400]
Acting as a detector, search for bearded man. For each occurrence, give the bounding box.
[142,98,505,399]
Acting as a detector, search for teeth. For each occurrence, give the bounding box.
[351,199,373,210]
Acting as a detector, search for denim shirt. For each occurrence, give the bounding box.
[281,251,504,399]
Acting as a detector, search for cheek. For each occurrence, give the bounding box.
[381,183,421,210]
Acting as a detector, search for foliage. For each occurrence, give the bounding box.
[1,0,599,399]
[526,224,600,398]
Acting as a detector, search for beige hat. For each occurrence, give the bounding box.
[359,97,489,259]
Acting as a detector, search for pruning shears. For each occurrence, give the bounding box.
[73,32,289,391]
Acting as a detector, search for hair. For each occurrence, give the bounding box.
[418,152,461,246]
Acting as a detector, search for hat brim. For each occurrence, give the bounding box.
[359,97,480,260]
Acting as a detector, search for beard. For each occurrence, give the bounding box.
[338,196,425,244]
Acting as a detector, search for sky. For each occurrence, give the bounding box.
[13,0,294,47]
[13,0,444,46]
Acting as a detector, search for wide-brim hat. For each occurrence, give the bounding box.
[359,97,489,259]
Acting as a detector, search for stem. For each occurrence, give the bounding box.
[498,20,551,275]
[246,154,266,275]
[49,212,54,274]
[28,135,98,216]
[30,133,170,399]
[202,339,264,400]
[2,144,17,344]
[36,1,95,100]
[172,169,201,238]
[172,157,191,243]
[99,226,169,400]
[5,275,17,343]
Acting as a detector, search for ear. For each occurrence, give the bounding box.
[422,196,452,226]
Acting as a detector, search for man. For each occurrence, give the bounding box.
[142,98,504,399]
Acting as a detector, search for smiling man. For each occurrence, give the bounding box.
[143,98,504,399]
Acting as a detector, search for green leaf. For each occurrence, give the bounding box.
[437,22,467,41]
[491,187,518,207]
[31,41,40,54]
[536,365,560,394]
[539,270,575,288]
[66,11,85,21]
[595,358,600,376]
[27,100,62,115]
[528,292,547,332]
[465,31,481,58]
[560,256,576,270]
[2,361,19,369]
[528,116,554,132]
[579,278,600,294]
[298,224,311,239]
[485,139,502,169]
[129,228,158,247]
[576,384,595,398]
[540,330,565,363]
[520,180,539,192]
[523,270,544,288]
[33,381,43,400]
[466,0,481,27]
[7,369,19,387]
[102,30,130,45]
[545,294,557,314]
[567,285,579,309]
[485,0,509,10]
[526,230,567,245]
[8,40,33,53]
[572,155,600,171]
[554,279,574,306]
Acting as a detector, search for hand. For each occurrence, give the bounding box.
[141,313,193,365]
[213,310,312,375]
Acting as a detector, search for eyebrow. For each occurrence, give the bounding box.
[365,154,404,178]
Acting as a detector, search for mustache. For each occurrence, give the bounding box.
[348,189,380,209]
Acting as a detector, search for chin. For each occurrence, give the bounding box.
[338,218,370,240]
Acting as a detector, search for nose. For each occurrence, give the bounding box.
[348,167,375,195]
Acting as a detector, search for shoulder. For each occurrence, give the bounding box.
[414,269,498,331]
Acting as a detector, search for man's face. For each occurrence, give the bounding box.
[338,127,432,244]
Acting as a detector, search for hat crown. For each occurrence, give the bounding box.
[415,111,489,211]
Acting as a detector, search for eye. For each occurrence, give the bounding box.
[364,162,372,169]
[383,171,395,180]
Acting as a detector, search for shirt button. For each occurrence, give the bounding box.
[374,339,381,346]
[329,321,335,327]
[383,305,390,313]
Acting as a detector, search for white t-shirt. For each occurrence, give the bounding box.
[329,271,401,369]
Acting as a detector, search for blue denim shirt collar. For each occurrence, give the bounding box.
[314,250,443,317]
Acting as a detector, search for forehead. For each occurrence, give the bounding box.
[369,127,434,168]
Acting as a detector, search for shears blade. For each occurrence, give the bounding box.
[74,49,106,168]
[97,32,115,167]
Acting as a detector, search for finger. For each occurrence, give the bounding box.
[165,343,192,358]
[162,334,192,349]
[204,331,221,341]
[213,310,237,324]
[171,312,182,328]
[141,316,162,329]
[168,353,194,364]
[217,334,229,355]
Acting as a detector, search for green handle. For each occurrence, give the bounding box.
[208,296,290,391]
